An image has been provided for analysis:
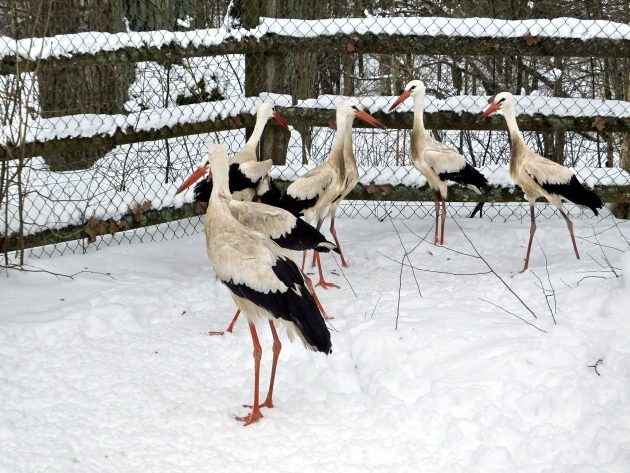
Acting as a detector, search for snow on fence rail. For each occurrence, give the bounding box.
[1,16,630,74]
[2,93,630,161]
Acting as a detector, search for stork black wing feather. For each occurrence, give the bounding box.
[228,163,257,193]
[223,257,332,354]
[193,179,212,203]
[538,175,603,216]
[438,163,488,189]
[257,178,317,217]
[273,218,339,253]
[279,194,318,217]
[193,163,260,203]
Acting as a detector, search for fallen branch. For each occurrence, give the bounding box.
[451,218,541,321]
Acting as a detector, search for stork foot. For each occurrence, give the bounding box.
[208,330,226,336]
[235,408,263,426]
[316,279,340,289]
[243,399,274,409]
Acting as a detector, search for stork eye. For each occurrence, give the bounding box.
[499,98,506,103]
[410,85,416,90]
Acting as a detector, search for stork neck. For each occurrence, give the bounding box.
[209,160,231,199]
[503,109,527,173]
[413,93,426,131]
[330,112,353,162]
[242,114,267,152]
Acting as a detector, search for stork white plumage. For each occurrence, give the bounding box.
[388,80,488,245]
[195,144,332,426]
[275,98,387,288]
[176,154,339,334]
[190,102,289,203]
[477,92,603,272]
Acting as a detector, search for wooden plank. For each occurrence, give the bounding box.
[4,181,627,253]
[2,106,629,162]
[2,31,630,75]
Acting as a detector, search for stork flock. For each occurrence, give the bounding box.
[175,82,603,426]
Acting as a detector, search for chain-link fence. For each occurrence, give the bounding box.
[1,0,629,260]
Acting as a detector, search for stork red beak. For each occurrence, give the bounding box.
[355,110,388,130]
[387,90,411,112]
[272,112,289,130]
[476,102,501,123]
[175,167,209,195]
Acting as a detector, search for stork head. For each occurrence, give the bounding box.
[388,80,426,112]
[175,143,228,195]
[476,92,515,122]
[257,102,289,129]
[337,98,387,130]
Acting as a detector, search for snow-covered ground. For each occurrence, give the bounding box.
[2,214,630,472]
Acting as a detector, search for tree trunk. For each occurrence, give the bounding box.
[34,0,132,171]
[615,72,630,218]
[283,0,326,164]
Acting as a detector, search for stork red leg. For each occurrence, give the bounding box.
[311,218,325,269]
[302,272,333,320]
[329,215,349,268]
[440,200,447,245]
[260,320,282,409]
[559,209,580,260]
[236,322,264,426]
[301,249,308,271]
[433,191,440,245]
[209,308,241,336]
[521,205,537,273]
[314,252,340,289]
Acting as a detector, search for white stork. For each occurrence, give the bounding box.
[176,156,339,334]
[477,92,603,271]
[271,98,387,288]
[193,143,332,426]
[388,80,488,245]
[191,102,289,202]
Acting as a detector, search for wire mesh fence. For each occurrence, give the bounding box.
[1,0,629,260]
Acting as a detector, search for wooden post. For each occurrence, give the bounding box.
[257,0,291,165]
[243,0,262,146]
[615,73,630,219]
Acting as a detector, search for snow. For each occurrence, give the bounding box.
[311,94,630,119]
[2,94,293,145]
[4,92,628,147]
[1,215,630,472]
[4,143,628,238]
[260,16,630,41]
[1,16,628,62]
[0,92,630,149]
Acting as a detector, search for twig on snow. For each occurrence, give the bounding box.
[480,298,547,333]
[331,254,357,298]
[591,224,620,278]
[376,252,491,276]
[530,243,557,325]
[451,218,540,321]
[0,263,115,280]
[588,359,603,376]
[368,294,382,319]
[388,218,426,330]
